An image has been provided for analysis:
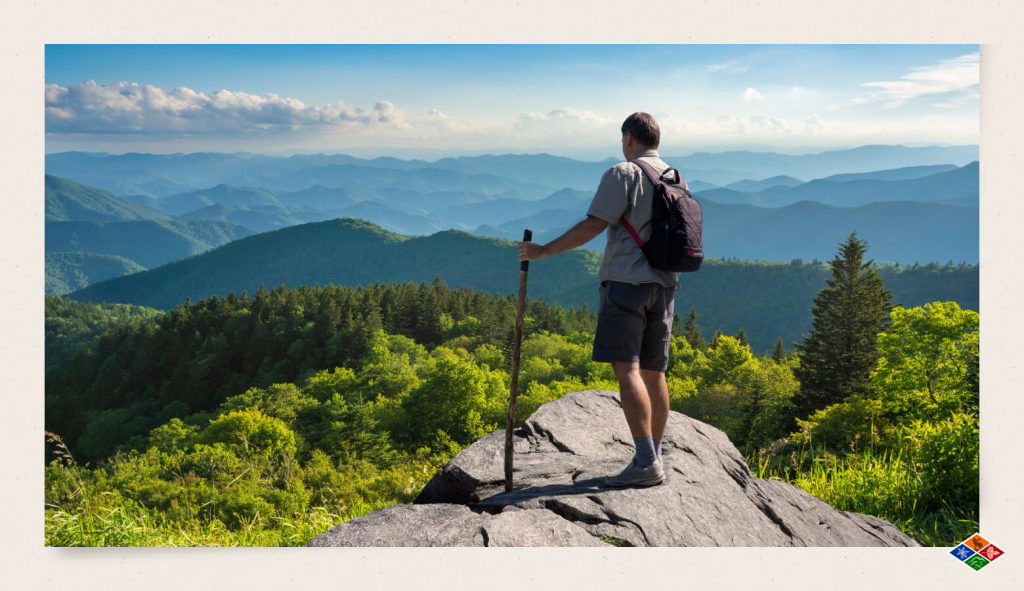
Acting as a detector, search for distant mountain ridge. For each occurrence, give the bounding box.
[724,175,804,192]
[46,144,978,197]
[44,175,258,292]
[158,184,280,216]
[45,174,169,222]
[669,144,978,182]
[732,161,978,208]
[43,145,979,293]
[822,163,959,183]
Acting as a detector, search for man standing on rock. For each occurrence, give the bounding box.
[518,112,680,488]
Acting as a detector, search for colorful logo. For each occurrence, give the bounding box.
[951,533,1005,571]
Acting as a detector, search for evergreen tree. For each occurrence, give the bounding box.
[792,232,893,419]
[683,307,705,350]
[771,337,785,363]
[710,329,724,348]
[736,328,749,348]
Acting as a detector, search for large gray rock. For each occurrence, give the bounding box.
[307,390,920,547]
[306,503,607,547]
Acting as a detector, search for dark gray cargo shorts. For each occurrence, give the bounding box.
[592,279,677,372]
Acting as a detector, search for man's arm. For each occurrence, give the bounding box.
[518,215,608,262]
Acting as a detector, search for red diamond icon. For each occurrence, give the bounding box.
[979,544,1004,561]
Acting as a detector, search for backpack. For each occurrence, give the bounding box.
[620,158,704,272]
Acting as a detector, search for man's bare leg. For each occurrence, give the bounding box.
[641,369,670,455]
[612,360,651,437]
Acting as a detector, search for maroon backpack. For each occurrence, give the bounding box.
[620,158,704,272]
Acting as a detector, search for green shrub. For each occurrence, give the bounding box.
[902,412,979,511]
[147,417,198,452]
[791,396,889,453]
[197,410,298,461]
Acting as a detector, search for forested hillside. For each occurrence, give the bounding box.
[67,218,979,351]
[45,175,256,294]
[47,280,592,463]
[45,174,169,222]
[45,252,146,295]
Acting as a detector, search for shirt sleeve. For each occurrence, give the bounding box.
[586,165,632,224]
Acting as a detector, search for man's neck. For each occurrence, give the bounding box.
[629,147,659,160]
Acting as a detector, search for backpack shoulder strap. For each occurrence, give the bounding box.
[633,158,688,190]
[619,159,666,248]
[619,158,685,248]
[631,158,663,186]
[620,216,644,247]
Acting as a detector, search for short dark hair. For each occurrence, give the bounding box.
[621,112,660,148]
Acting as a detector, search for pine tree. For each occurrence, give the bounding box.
[771,337,785,362]
[736,327,749,348]
[793,232,893,419]
[710,329,724,348]
[683,307,705,350]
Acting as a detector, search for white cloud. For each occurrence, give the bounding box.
[742,87,766,102]
[45,80,421,135]
[513,108,613,136]
[707,60,750,74]
[692,113,826,137]
[831,51,979,110]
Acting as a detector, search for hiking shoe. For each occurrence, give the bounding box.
[604,457,665,488]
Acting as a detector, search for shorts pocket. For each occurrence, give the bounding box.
[607,281,648,312]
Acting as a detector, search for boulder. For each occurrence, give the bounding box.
[307,503,606,547]
[306,390,920,547]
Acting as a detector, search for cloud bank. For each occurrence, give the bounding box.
[43,78,975,154]
[45,80,421,135]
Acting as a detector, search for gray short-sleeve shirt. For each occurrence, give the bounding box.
[585,148,682,288]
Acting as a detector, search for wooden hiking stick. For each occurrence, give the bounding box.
[505,228,532,491]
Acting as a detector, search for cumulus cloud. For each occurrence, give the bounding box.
[511,108,615,141]
[514,108,612,130]
[831,51,979,110]
[742,87,766,102]
[45,80,420,135]
[704,113,825,136]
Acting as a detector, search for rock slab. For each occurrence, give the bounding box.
[307,390,920,547]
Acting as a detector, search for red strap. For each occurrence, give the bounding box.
[620,216,643,247]
[619,158,675,247]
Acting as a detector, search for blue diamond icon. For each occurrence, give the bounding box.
[950,544,975,561]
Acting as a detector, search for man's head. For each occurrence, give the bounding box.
[620,112,660,160]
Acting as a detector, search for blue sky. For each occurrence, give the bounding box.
[45,44,979,159]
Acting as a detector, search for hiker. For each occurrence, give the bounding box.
[518,111,681,488]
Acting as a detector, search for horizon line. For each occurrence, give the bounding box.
[44,142,981,161]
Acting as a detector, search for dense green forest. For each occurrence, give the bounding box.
[45,296,162,371]
[45,265,978,546]
[67,217,978,351]
[46,279,594,463]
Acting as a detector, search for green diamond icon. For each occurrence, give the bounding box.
[964,554,990,570]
